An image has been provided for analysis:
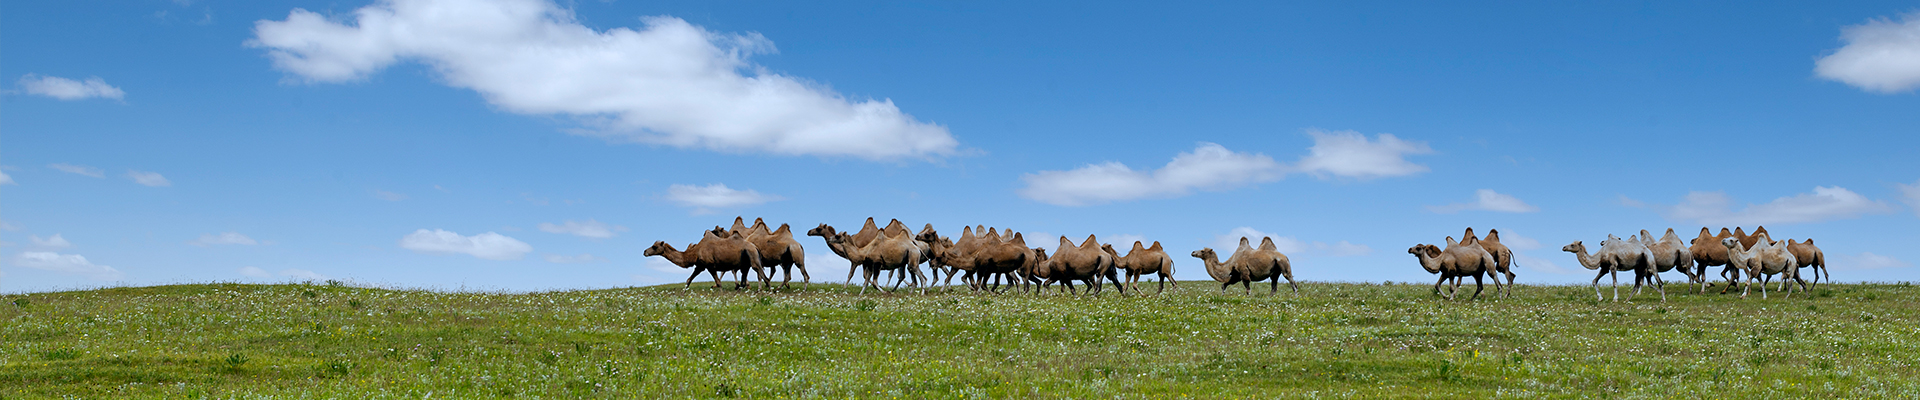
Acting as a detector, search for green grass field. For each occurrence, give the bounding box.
[3,280,1916,398]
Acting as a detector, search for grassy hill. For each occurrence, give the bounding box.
[3,281,1915,398]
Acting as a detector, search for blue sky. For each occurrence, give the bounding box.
[4,0,1918,293]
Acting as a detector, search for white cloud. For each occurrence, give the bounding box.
[1499,232,1543,250]
[0,171,14,185]
[665,184,781,214]
[373,190,408,201]
[17,74,125,101]
[1815,12,1920,93]
[191,232,259,246]
[238,266,272,278]
[248,0,956,160]
[1292,129,1432,180]
[544,253,607,263]
[537,219,626,239]
[1663,186,1895,225]
[127,170,171,187]
[29,234,73,250]
[1426,189,1540,214]
[1210,227,1369,257]
[279,268,330,280]
[1513,253,1573,274]
[1836,252,1912,270]
[49,163,104,178]
[13,251,123,280]
[1018,143,1283,206]
[399,229,532,260]
[1899,179,1920,217]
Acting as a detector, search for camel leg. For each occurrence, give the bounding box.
[1651,270,1667,302]
[1629,271,1645,299]
[1609,269,1620,301]
[1243,278,1253,295]
[1435,275,1454,300]
[1269,276,1279,295]
[684,267,707,289]
[1469,274,1485,300]
[797,259,810,286]
[1107,270,1127,296]
[1590,269,1606,301]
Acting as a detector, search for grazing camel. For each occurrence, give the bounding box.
[1043,235,1127,295]
[1460,228,1517,298]
[1190,237,1297,295]
[1786,239,1827,290]
[1115,241,1178,294]
[823,229,928,294]
[1728,235,1799,299]
[1406,242,1494,300]
[1563,235,1661,302]
[1638,229,1699,294]
[644,230,769,290]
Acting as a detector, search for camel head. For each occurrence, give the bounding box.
[1561,241,1585,254]
[643,241,673,257]
[805,223,835,238]
[914,229,940,244]
[1101,244,1117,257]
[1190,247,1217,261]
[1719,236,1742,250]
[1409,244,1443,273]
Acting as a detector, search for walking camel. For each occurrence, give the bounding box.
[643,229,770,290]
[1191,237,1297,295]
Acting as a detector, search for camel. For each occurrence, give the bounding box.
[643,230,769,290]
[1190,237,1297,295]
[1406,242,1494,300]
[1727,234,1799,299]
[1460,228,1517,298]
[925,228,1032,293]
[745,223,810,289]
[1786,239,1827,290]
[1689,228,1742,293]
[1563,235,1662,301]
[1638,228,1700,294]
[1114,241,1178,294]
[1739,226,1771,249]
[823,229,928,294]
[1042,235,1127,295]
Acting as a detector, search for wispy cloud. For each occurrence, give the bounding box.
[1815,12,1920,93]
[191,232,259,246]
[17,74,125,101]
[0,171,14,185]
[538,219,626,239]
[13,251,123,280]
[665,184,781,214]
[248,0,956,160]
[1835,252,1912,270]
[1660,186,1894,225]
[1426,189,1539,214]
[49,163,104,178]
[127,170,171,187]
[398,229,532,260]
[1898,179,1920,217]
[1292,129,1433,180]
[1018,130,1431,206]
[1210,227,1371,257]
[29,234,73,250]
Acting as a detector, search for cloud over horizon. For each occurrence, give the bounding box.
[665,184,781,214]
[249,0,957,160]
[1018,130,1431,206]
[1426,189,1540,214]
[13,252,123,280]
[1210,227,1371,257]
[398,229,532,260]
[1815,12,1920,93]
[1658,186,1894,226]
[538,219,626,239]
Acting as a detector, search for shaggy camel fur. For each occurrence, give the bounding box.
[644,230,769,290]
[1563,235,1661,302]
[1114,241,1178,294]
[1786,239,1828,290]
[824,229,928,294]
[1407,242,1494,300]
[1638,229,1700,294]
[1459,228,1517,298]
[1191,237,1297,295]
[1727,235,1799,299]
[1043,235,1126,295]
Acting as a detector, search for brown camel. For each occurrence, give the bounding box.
[926,228,1031,293]
[1407,242,1493,300]
[1786,239,1827,290]
[1739,226,1771,249]
[1689,228,1741,293]
[1460,228,1517,298]
[643,230,769,290]
[823,229,928,294]
[1043,235,1126,295]
[1190,237,1297,295]
[745,223,810,289]
[1115,241,1178,294]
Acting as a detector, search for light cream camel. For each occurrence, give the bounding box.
[1786,239,1827,290]
[1043,235,1126,295]
[1639,229,1699,294]
[644,230,769,290]
[1115,241,1178,294]
[1563,235,1661,301]
[1190,237,1296,295]
[1728,234,1798,299]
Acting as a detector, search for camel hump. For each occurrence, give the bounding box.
[1081,234,1100,248]
[961,226,974,238]
[1149,241,1163,251]
[774,223,791,235]
[862,217,878,229]
[1132,241,1147,251]
[1059,236,1073,248]
[1804,238,1813,244]
[1445,236,1458,246]
[1259,236,1278,251]
[1009,232,1026,246]
[1239,236,1252,249]
[728,230,745,239]
[1486,229,1501,241]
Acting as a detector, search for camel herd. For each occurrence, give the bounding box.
[645,218,1829,301]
